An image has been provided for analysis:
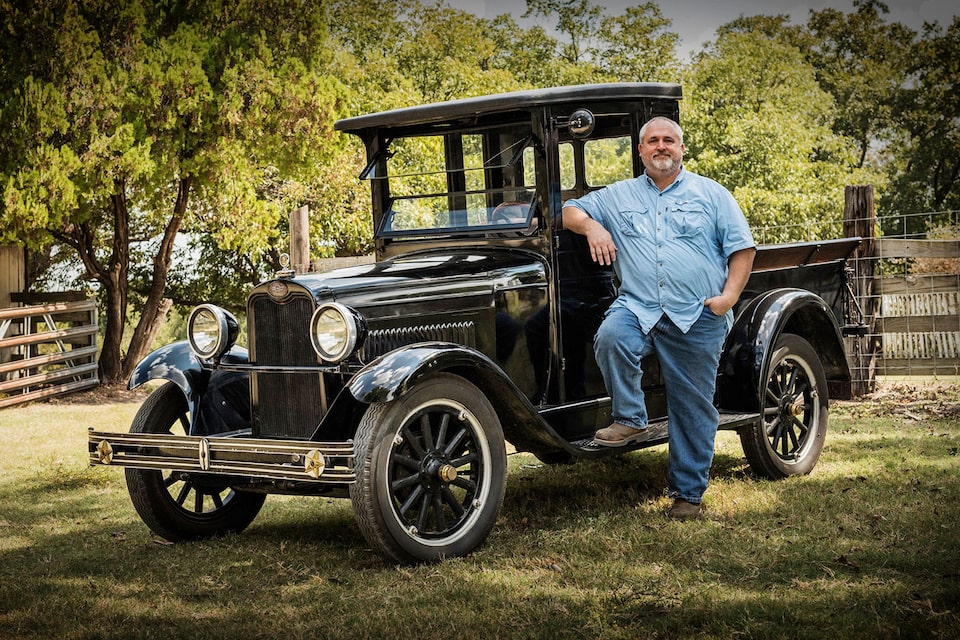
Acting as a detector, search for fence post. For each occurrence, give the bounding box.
[842,185,879,396]
[290,205,310,274]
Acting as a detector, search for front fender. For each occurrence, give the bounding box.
[128,341,250,434]
[128,341,205,400]
[346,342,570,454]
[348,342,501,404]
[719,288,850,412]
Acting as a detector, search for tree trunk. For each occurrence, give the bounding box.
[121,177,192,381]
[96,189,130,385]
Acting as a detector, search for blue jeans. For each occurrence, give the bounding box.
[594,305,727,503]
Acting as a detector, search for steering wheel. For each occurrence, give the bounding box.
[491,201,530,224]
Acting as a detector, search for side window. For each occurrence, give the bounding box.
[584,136,633,187]
[559,142,575,191]
[522,146,536,186]
[462,133,486,224]
[378,126,538,235]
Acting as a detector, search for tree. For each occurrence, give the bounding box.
[395,3,515,102]
[484,16,573,88]
[886,17,960,225]
[803,0,915,169]
[523,0,603,67]
[596,3,680,83]
[0,0,348,384]
[683,28,879,241]
[520,0,681,85]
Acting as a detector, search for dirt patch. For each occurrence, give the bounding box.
[42,383,154,406]
[836,380,960,420]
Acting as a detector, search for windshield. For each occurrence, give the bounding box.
[367,125,539,237]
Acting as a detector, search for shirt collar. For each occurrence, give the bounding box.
[643,166,686,193]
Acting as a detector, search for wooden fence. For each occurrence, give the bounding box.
[0,298,99,408]
[843,186,960,392]
[872,238,960,376]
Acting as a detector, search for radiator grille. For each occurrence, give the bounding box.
[360,321,476,361]
[250,295,316,366]
[249,293,323,439]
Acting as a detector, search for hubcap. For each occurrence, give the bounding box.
[438,464,458,483]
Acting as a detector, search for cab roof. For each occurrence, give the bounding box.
[334,83,682,134]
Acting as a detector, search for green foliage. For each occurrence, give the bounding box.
[804,0,916,169]
[0,0,358,381]
[395,3,516,101]
[885,18,960,225]
[519,0,681,85]
[683,28,880,241]
[3,0,959,364]
[484,17,572,88]
[743,1,960,227]
[524,0,604,65]
[596,3,680,83]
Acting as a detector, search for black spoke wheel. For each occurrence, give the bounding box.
[350,373,506,563]
[125,382,265,541]
[740,334,828,479]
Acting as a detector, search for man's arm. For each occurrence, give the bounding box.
[562,205,618,266]
[704,247,756,316]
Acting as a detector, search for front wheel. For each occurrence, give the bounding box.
[350,373,507,563]
[740,334,828,479]
[125,382,266,541]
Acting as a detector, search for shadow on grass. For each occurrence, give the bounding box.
[2,418,959,639]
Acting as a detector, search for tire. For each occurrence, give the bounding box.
[739,334,828,480]
[350,373,507,563]
[125,382,266,541]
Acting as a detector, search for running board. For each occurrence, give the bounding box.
[570,411,760,455]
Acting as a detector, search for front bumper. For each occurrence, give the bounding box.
[88,429,355,484]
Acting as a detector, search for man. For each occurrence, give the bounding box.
[562,116,756,520]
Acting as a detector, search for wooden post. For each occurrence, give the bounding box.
[842,185,879,396]
[290,205,310,274]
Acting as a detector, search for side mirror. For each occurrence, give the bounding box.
[568,109,595,138]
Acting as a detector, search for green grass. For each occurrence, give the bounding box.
[1,385,958,639]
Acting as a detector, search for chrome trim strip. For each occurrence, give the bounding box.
[88,430,355,484]
[217,363,346,373]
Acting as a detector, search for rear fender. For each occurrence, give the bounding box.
[719,288,850,412]
[346,342,569,454]
[127,341,251,435]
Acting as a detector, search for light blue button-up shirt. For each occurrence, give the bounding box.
[565,167,755,334]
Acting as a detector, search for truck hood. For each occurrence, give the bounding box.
[253,247,547,319]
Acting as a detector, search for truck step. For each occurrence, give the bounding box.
[569,411,760,454]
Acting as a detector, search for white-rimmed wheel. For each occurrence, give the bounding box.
[125,382,266,541]
[350,373,507,563]
[740,334,829,479]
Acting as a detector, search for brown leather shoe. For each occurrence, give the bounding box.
[668,498,702,520]
[593,422,651,447]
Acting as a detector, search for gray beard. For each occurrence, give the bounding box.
[648,154,681,173]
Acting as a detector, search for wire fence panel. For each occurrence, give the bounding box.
[755,207,959,383]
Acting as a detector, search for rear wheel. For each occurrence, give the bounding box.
[125,382,266,541]
[740,334,828,479]
[350,373,507,563]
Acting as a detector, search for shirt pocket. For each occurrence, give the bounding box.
[668,201,711,239]
[613,209,648,238]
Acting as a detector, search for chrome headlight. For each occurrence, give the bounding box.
[310,302,365,363]
[187,304,239,359]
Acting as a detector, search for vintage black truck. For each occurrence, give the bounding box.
[89,83,863,563]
